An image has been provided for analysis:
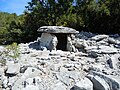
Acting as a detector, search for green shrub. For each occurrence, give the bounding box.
[4,42,20,60]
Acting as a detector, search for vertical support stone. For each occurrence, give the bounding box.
[67,35,73,52]
[48,34,58,51]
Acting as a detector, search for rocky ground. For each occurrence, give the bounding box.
[0,31,120,90]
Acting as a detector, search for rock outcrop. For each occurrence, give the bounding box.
[0,31,120,90]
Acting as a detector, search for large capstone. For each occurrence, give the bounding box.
[37,26,79,34]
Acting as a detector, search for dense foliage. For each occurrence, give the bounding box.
[0,0,120,44]
[0,12,24,44]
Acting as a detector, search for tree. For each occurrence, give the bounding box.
[23,0,77,41]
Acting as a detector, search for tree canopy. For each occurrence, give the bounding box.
[0,0,120,44]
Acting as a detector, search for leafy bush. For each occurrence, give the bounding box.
[5,42,20,60]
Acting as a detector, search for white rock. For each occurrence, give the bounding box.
[50,82,66,90]
[0,46,4,52]
[99,46,118,54]
[87,46,118,54]
[67,36,74,52]
[25,76,41,85]
[57,70,84,87]
[6,62,20,75]
[23,67,42,78]
[40,33,58,51]
[12,67,42,90]
[8,76,18,86]
[1,75,8,88]
[40,33,54,47]
[48,34,58,51]
[0,67,5,75]
[21,85,39,90]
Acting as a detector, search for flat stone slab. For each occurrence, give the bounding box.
[37,26,79,33]
[86,46,118,54]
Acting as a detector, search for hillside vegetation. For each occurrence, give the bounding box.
[0,0,120,44]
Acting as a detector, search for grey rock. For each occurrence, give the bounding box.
[75,39,88,49]
[20,66,28,73]
[63,64,74,68]
[107,58,115,69]
[88,75,110,90]
[115,43,120,48]
[107,55,119,69]
[107,37,118,44]
[76,31,95,39]
[86,46,118,54]
[70,77,93,90]
[57,71,82,86]
[28,41,40,50]
[88,51,98,58]
[91,35,108,41]
[91,71,120,90]
[37,26,79,33]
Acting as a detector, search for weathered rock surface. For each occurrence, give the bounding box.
[37,26,79,33]
[89,71,120,90]
[71,77,93,90]
[87,75,110,90]
[0,31,120,90]
[6,62,20,75]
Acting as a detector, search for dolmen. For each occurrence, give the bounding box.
[37,26,79,51]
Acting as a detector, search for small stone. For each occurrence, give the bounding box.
[1,75,8,88]
[91,35,108,41]
[6,62,20,76]
[21,85,39,90]
[20,66,28,73]
[89,51,98,58]
[107,37,117,44]
[107,55,119,69]
[63,64,74,68]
